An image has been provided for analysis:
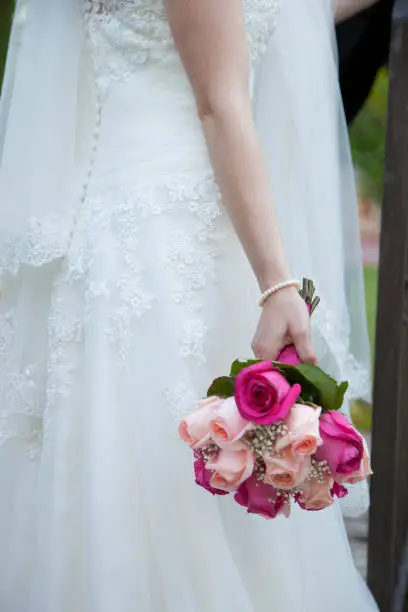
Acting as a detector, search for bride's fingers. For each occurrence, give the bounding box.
[251,334,288,361]
[291,327,317,364]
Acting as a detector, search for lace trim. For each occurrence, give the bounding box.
[0,216,71,276]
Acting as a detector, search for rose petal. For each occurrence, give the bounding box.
[207,448,256,491]
[179,396,223,448]
[209,397,252,449]
[235,362,300,425]
[194,457,229,496]
[235,475,288,519]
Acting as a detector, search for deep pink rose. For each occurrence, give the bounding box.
[331,482,348,500]
[194,456,229,496]
[235,361,301,425]
[343,439,373,485]
[234,475,290,519]
[276,345,301,366]
[314,411,364,479]
[332,438,372,486]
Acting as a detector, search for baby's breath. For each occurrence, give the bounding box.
[244,422,288,456]
[307,458,331,484]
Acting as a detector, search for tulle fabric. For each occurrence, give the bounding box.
[0,0,86,272]
[0,0,377,610]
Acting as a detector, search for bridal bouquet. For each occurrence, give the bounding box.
[178,280,372,519]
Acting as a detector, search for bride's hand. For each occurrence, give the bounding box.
[252,287,317,363]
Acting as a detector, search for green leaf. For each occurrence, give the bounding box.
[207,376,235,398]
[335,381,350,411]
[272,362,348,412]
[229,358,264,377]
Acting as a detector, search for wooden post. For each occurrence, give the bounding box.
[367,1,408,609]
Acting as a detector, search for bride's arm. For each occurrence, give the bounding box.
[333,0,381,23]
[165,0,315,362]
[165,0,288,293]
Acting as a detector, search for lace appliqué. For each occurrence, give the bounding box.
[0,310,43,458]
[244,0,280,63]
[84,0,280,97]
[160,176,223,361]
[45,281,83,435]
[164,383,196,421]
[162,179,221,299]
[84,0,173,96]
[179,319,209,363]
[105,174,223,363]
[0,173,223,457]
[0,215,71,277]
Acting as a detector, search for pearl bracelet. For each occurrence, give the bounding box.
[258,279,301,307]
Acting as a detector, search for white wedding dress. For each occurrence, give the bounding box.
[0,1,378,611]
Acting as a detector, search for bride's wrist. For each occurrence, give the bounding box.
[258,279,300,307]
[257,266,293,293]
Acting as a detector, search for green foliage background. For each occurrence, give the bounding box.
[350,70,388,203]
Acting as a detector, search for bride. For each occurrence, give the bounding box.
[0,0,379,610]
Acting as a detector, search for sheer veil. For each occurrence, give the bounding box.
[252,0,371,516]
[0,0,371,517]
[0,0,86,276]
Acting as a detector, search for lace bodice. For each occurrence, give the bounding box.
[84,0,280,92]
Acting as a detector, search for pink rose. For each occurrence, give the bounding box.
[264,450,311,490]
[235,361,301,425]
[235,475,290,519]
[178,396,222,449]
[296,475,335,511]
[206,448,255,492]
[339,439,372,485]
[276,404,322,456]
[314,411,364,479]
[194,456,229,496]
[209,397,252,450]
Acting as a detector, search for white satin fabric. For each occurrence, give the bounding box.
[0,1,376,610]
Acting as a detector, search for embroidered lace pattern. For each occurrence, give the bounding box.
[0,174,224,456]
[0,215,71,277]
[0,310,43,458]
[84,0,280,96]
[0,0,279,278]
